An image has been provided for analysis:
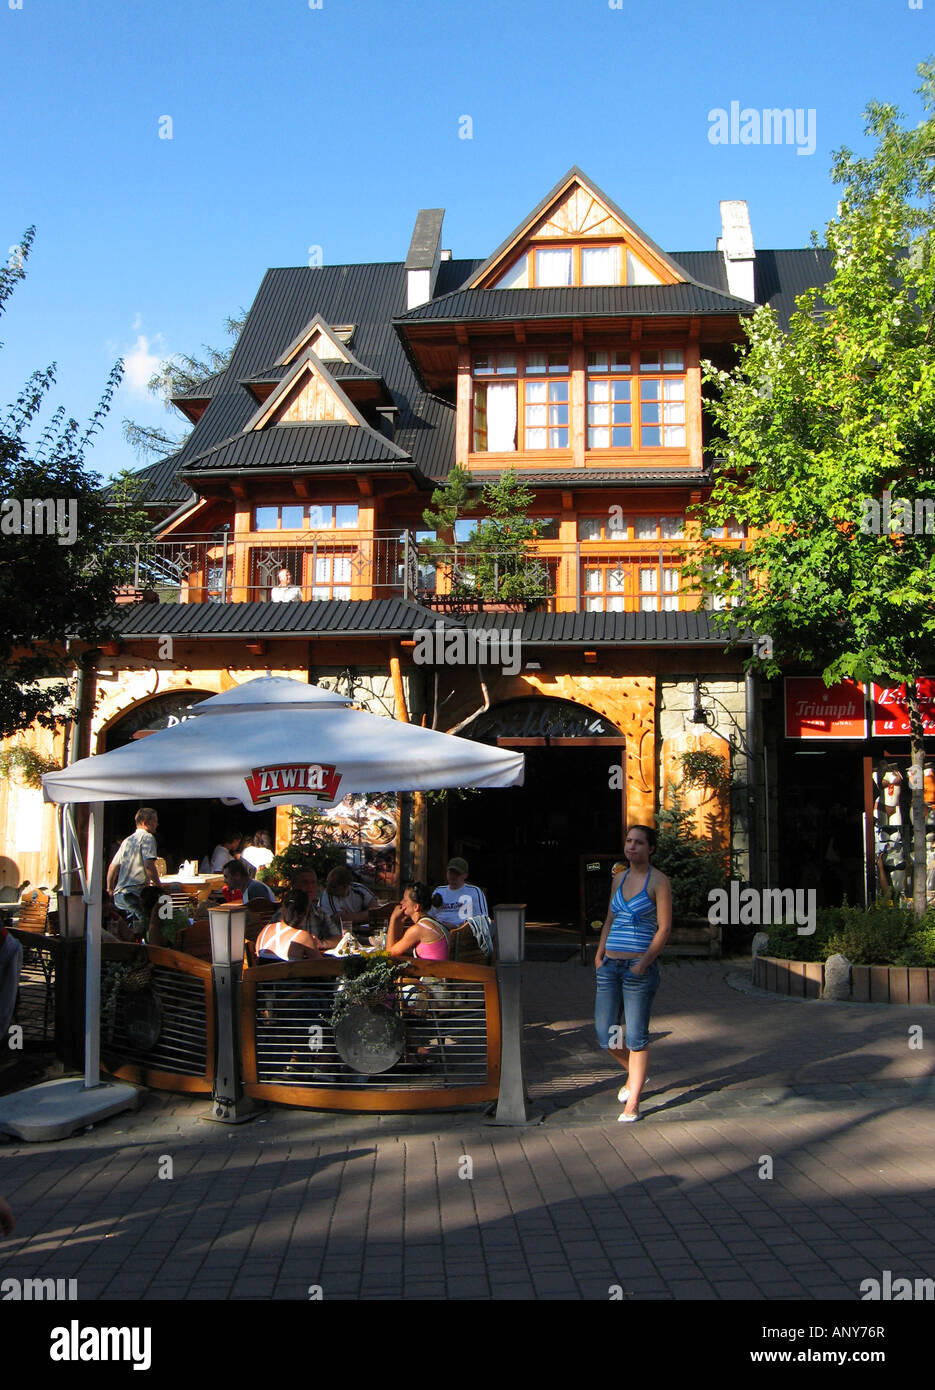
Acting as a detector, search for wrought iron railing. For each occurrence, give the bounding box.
[106,533,746,612]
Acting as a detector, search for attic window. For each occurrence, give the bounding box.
[493,260,528,290]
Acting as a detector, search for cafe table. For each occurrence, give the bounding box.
[166,873,225,902]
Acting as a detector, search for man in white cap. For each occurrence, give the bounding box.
[431,856,489,930]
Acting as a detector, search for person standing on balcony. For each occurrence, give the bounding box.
[594,824,671,1123]
[271,568,301,602]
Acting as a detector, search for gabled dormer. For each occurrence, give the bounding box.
[467,167,690,291]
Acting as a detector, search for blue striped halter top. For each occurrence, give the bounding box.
[606,868,658,954]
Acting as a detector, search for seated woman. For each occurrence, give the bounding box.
[255,891,330,962]
[385,883,449,961]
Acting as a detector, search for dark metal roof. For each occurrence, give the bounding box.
[104,453,193,507]
[159,262,477,485]
[395,282,756,325]
[110,598,455,640]
[171,369,228,402]
[108,599,746,647]
[241,360,381,387]
[406,211,445,271]
[754,248,834,330]
[460,609,748,646]
[180,422,410,475]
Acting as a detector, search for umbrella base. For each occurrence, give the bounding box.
[0,1076,141,1142]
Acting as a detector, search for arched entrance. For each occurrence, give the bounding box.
[449,698,626,926]
[101,690,276,874]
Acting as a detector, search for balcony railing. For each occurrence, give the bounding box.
[107,532,745,614]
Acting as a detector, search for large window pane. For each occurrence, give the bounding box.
[581,246,620,285]
[535,248,572,286]
[634,516,657,540]
[281,505,305,530]
[308,504,333,528]
[335,505,359,528]
[660,515,684,539]
[578,517,602,541]
[255,507,278,530]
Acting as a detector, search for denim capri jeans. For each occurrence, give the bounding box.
[594,957,661,1052]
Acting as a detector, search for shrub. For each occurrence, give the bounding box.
[765,903,935,966]
[653,789,729,919]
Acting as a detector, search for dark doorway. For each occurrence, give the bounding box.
[448,746,624,924]
[777,744,866,906]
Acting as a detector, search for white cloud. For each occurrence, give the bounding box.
[122,333,165,396]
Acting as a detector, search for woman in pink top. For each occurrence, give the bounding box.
[386,883,449,961]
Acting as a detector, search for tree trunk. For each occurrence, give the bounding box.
[907,680,927,919]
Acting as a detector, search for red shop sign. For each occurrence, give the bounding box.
[870,679,935,737]
[784,678,868,739]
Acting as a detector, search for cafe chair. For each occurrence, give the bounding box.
[450,914,495,965]
[12,889,54,1039]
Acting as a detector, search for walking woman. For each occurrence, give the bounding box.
[594,824,671,1122]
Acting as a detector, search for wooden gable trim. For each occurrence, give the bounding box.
[468,170,687,291]
[244,349,370,431]
[278,314,361,368]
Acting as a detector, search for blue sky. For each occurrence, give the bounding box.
[0,0,931,481]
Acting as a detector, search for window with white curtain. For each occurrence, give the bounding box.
[581,246,620,285]
[485,381,518,451]
[535,248,572,286]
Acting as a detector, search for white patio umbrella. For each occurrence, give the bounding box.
[41,675,525,806]
[7,677,524,1135]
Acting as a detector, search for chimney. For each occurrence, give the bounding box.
[717,200,755,302]
[406,209,444,310]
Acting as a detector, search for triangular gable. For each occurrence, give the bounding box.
[277,314,361,367]
[466,167,691,290]
[244,349,372,430]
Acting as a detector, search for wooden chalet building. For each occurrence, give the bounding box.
[3,169,844,924]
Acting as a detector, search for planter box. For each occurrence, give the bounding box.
[756,956,935,1004]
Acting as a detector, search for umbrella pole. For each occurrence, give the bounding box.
[84,801,104,1089]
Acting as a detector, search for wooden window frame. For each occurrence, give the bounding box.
[471,349,571,454]
[494,242,662,289]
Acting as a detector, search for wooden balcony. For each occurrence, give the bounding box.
[109,533,744,614]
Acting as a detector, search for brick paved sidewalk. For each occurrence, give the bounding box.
[1,957,934,1300]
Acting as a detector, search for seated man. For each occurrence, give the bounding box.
[255,892,325,961]
[270,568,302,603]
[319,866,379,936]
[217,859,276,906]
[430,857,489,931]
[0,922,23,1041]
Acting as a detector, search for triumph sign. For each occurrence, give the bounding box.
[244,762,342,805]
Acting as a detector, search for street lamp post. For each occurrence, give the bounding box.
[486,903,542,1126]
[205,903,259,1124]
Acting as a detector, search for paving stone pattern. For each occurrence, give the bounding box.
[1,958,934,1300]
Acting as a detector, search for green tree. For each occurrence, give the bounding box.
[687,61,935,915]
[121,311,245,461]
[0,228,129,737]
[422,466,549,603]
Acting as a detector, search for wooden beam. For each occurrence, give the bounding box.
[513,324,526,344]
[292,479,311,498]
[356,476,374,496]
[389,643,410,723]
[231,481,248,499]
[572,321,584,343]
[455,325,469,345]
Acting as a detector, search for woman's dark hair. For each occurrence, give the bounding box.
[627,824,657,852]
[404,881,434,914]
[280,890,309,928]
